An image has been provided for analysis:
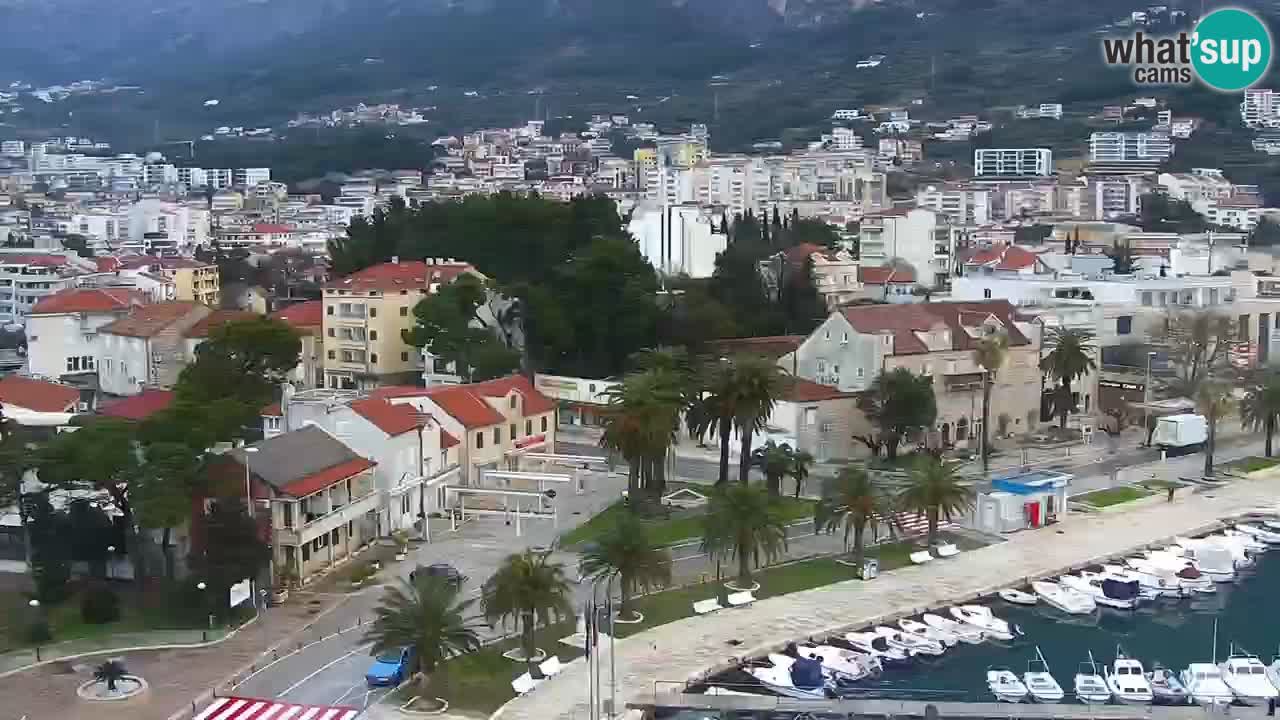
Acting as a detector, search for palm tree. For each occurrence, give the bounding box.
[1040,327,1097,429]
[750,440,795,496]
[701,484,789,589]
[482,551,574,679]
[790,448,815,498]
[898,456,975,547]
[728,356,789,484]
[599,369,685,506]
[814,466,897,572]
[579,513,672,621]
[1197,382,1235,477]
[364,575,482,698]
[973,333,1008,473]
[94,659,128,692]
[1240,370,1280,458]
[695,358,739,486]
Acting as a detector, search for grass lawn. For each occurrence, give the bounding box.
[425,621,580,716]
[1223,456,1280,474]
[560,491,815,549]
[1073,486,1152,508]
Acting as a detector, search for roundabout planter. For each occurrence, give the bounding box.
[612,611,644,624]
[501,647,547,663]
[723,580,761,593]
[400,697,450,715]
[76,675,148,701]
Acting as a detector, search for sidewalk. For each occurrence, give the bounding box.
[494,455,1280,720]
[0,626,232,675]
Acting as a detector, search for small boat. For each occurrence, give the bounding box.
[999,588,1038,605]
[1200,534,1257,568]
[1180,662,1234,706]
[1168,541,1236,582]
[795,643,881,683]
[1033,579,1097,615]
[1146,549,1228,586]
[1023,646,1065,703]
[1127,556,1213,595]
[745,654,829,699]
[1105,647,1154,705]
[950,605,1015,641]
[841,631,913,667]
[873,625,945,656]
[922,612,984,644]
[1217,529,1268,555]
[899,618,957,647]
[1074,651,1112,704]
[1103,563,1184,599]
[1147,663,1191,705]
[1219,651,1279,706]
[1235,523,1280,544]
[987,665,1030,702]
[1059,572,1140,610]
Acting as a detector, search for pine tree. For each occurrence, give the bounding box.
[772,206,782,229]
[761,219,771,245]
[720,211,730,235]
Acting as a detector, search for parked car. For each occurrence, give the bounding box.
[366,646,415,686]
[409,563,463,588]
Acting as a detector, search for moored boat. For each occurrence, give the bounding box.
[1105,647,1154,705]
[1073,651,1111,704]
[1023,646,1065,703]
[922,612,984,644]
[987,665,1029,702]
[949,605,1016,641]
[1147,663,1191,705]
[1033,579,1097,615]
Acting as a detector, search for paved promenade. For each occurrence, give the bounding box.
[493,471,1280,720]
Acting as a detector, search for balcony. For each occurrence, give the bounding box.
[275,489,380,547]
[943,371,984,393]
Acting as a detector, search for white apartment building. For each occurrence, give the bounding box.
[0,252,87,326]
[1089,132,1174,163]
[974,148,1053,178]
[830,127,862,151]
[831,109,867,120]
[1242,89,1280,128]
[858,207,955,288]
[126,200,210,254]
[1,140,25,157]
[915,185,991,226]
[1157,169,1235,212]
[234,168,271,187]
[1205,203,1278,231]
[25,288,147,382]
[1091,176,1150,219]
[628,202,727,279]
[1016,104,1064,120]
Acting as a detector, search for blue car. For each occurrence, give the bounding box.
[366,646,415,687]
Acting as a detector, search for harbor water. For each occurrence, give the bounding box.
[707,550,1280,702]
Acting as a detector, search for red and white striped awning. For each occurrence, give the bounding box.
[194,697,361,720]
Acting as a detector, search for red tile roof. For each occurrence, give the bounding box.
[0,375,81,412]
[99,389,175,421]
[94,257,122,272]
[371,375,556,429]
[782,243,826,264]
[31,288,145,315]
[261,402,282,417]
[100,302,205,338]
[441,429,460,449]
[119,255,213,271]
[183,310,258,338]
[711,335,806,360]
[271,300,324,328]
[252,223,295,234]
[350,398,423,436]
[282,457,375,497]
[0,253,70,267]
[858,266,916,284]
[781,377,857,402]
[967,245,1041,271]
[839,300,1029,356]
[327,260,476,292]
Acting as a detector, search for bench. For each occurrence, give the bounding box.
[511,672,544,695]
[909,550,934,565]
[538,656,564,677]
[935,543,960,558]
[726,591,756,607]
[693,598,725,614]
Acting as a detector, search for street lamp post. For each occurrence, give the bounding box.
[242,447,259,518]
[28,599,41,661]
[1144,351,1157,446]
[106,545,115,581]
[196,581,213,638]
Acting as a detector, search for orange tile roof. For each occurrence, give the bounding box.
[252,223,295,234]
[370,375,556,429]
[271,300,324,328]
[780,377,858,403]
[118,255,213,270]
[967,245,1041,271]
[31,288,145,315]
[0,375,81,412]
[350,398,422,436]
[858,266,916,284]
[711,335,805,360]
[99,390,174,421]
[441,429,460,449]
[283,457,375,497]
[0,253,70,267]
[261,402,282,417]
[839,300,1029,356]
[326,260,475,292]
[183,310,258,338]
[100,302,204,338]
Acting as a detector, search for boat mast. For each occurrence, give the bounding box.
[1212,618,1219,665]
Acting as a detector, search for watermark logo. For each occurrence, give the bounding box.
[1102,7,1272,91]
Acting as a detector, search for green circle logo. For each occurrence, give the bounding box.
[1192,8,1273,91]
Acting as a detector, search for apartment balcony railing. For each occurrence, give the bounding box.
[275,489,379,547]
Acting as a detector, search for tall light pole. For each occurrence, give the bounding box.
[242,447,259,518]
[106,545,115,581]
[28,599,42,661]
[1143,350,1157,445]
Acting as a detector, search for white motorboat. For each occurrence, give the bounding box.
[998,588,1038,605]
[1218,528,1268,555]
[1103,563,1184,599]
[1219,652,1279,706]
[1127,556,1214,594]
[1059,572,1140,610]
[899,618,957,647]
[1105,648,1154,705]
[988,666,1030,702]
[842,631,914,667]
[1023,646,1065,703]
[873,625,945,657]
[922,613,985,644]
[1074,651,1112,704]
[795,643,881,683]
[1201,534,1258,568]
[1168,541,1236,582]
[1032,579,1097,615]
[1147,663,1191,705]
[745,654,829,699]
[1180,663,1234,706]
[1235,523,1280,544]
[1267,654,1280,692]
[949,605,1015,641]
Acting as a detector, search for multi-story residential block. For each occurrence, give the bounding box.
[322,259,481,390]
[1242,89,1280,128]
[795,301,1043,449]
[1157,169,1235,211]
[915,184,991,226]
[1205,202,1278,231]
[1089,132,1174,164]
[759,243,861,309]
[973,149,1053,178]
[858,207,956,289]
[118,256,220,306]
[272,300,325,389]
[628,203,728,279]
[0,251,89,326]
[25,288,147,383]
[96,301,213,396]
[1091,175,1151,219]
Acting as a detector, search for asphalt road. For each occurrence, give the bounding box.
[231,432,1267,709]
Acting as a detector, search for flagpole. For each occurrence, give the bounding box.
[586,593,595,720]
[608,573,617,719]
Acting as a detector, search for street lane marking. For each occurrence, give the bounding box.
[279,643,371,698]
[331,681,363,706]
